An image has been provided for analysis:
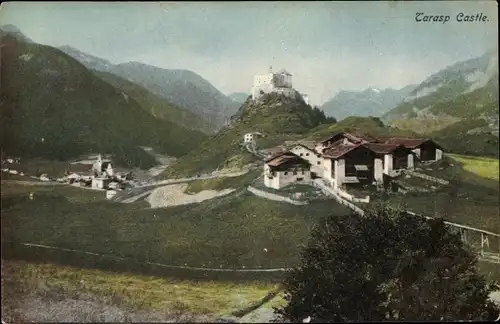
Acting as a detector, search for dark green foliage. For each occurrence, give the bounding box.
[94,70,215,134]
[274,207,499,322]
[430,119,499,158]
[0,35,206,169]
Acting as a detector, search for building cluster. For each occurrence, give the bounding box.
[59,154,135,199]
[263,132,444,190]
[251,66,309,105]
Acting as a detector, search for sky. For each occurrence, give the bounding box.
[0,1,498,105]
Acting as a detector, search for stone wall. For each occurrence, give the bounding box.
[247,186,308,205]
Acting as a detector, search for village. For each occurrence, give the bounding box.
[1,154,138,200]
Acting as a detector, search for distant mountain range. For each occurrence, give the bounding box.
[385,51,498,131]
[228,92,250,104]
[320,85,417,121]
[0,25,207,168]
[58,46,240,129]
[384,50,499,157]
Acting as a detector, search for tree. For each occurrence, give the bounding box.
[274,206,499,322]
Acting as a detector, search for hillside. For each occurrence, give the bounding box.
[0,33,206,168]
[94,71,214,134]
[320,85,416,121]
[159,92,333,178]
[57,46,240,131]
[228,92,250,104]
[305,116,418,141]
[385,51,499,136]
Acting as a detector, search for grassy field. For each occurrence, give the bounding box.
[447,153,499,181]
[1,260,280,319]
[1,181,352,274]
[367,156,499,233]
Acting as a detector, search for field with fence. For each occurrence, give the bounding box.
[1,180,351,282]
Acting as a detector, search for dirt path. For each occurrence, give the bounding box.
[146,183,236,208]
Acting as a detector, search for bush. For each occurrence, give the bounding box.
[274,206,499,322]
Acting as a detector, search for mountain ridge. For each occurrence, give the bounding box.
[0,30,206,168]
[57,46,240,130]
[320,85,417,121]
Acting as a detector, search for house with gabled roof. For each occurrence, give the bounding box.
[379,137,444,162]
[287,143,323,177]
[264,151,312,189]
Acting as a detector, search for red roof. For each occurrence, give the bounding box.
[322,143,364,159]
[261,146,286,155]
[363,143,407,154]
[319,131,374,146]
[381,138,428,149]
[265,151,309,167]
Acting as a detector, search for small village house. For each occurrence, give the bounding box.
[39,173,50,182]
[264,152,312,189]
[381,138,444,162]
[92,177,110,190]
[244,133,254,143]
[106,190,118,199]
[321,143,377,189]
[364,143,415,179]
[288,143,323,178]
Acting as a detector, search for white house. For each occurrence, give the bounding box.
[264,152,312,189]
[92,177,109,190]
[106,190,118,199]
[39,174,50,182]
[288,144,323,177]
[244,133,254,143]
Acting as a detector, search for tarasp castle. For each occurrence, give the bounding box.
[251,66,309,105]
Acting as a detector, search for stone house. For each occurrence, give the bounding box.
[264,152,312,189]
[288,143,323,178]
[381,138,444,162]
[92,177,110,190]
[364,143,415,179]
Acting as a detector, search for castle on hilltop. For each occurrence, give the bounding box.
[251,66,309,105]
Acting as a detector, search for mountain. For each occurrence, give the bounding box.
[160,91,334,178]
[320,85,416,121]
[57,46,240,130]
[0,32,207,168]
[57,45,115,73]
[93,71,215,134]
[382,51,499,157]
[0,24,33,43]
[384,51,499,132]
[228,92,250,104]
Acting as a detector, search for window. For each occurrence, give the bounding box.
[284,172,288,175]
[317,161,321,165]
[306,153,309,156]
[300,153,303,156]
[293,171,297,175]
[301,171,304,174]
